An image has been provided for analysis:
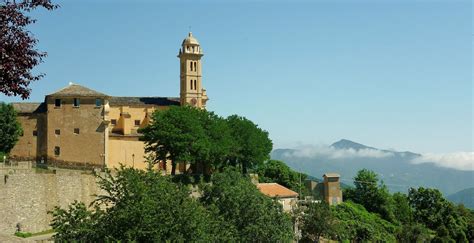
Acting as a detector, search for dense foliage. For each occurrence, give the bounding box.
[0,102,22,154]
[51,168,293,242]
[1,0,58,99]
[141,106,272,175]
[51,168,224,241]
[344,169,394,222]
[226,115,273,174]
[300,201,335,241]
[301,169,474,242]
[256,159,308,196]
[201,169,294,242]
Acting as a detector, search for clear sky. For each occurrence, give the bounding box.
[1,0,472,153]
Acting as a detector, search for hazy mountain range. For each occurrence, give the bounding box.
[272,139,474,199]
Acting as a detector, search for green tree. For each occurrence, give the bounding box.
[409,187,469,241]
[197,110,234,174]
[256,159,307,196]
[51,167,226,241]
[332,202,397,241]
[300,202,336,241]
[140,106,208,175]
[0,103,23,154]
[345,169,394,222]
[226,115,273,174]
[392,192,413,224]
[50,201,103,242]
[200,169,294,242]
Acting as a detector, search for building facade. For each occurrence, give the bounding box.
[10,33,208,172]
[305,173,343,205]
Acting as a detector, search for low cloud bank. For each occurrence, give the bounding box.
[411,152,474,171]
[281,145,474,171]
[283,145,394,159]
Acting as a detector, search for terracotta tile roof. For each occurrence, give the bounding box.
[109,97,180,106]
[47,83,108,97]
[257,183,299,198]
[11,102,46,113]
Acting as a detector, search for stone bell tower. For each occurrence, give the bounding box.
[178,32,208,108]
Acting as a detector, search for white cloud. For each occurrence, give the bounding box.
[283,145,394,159]
[411,152,474,171]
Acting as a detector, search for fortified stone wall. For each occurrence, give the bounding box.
[0,165,101,235]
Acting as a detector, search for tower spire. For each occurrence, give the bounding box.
[178,32,208,108]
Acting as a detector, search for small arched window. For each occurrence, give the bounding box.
[193,62,197,71]
[190,62,193,71]
[194,80,197,90]
[190,80,193,89]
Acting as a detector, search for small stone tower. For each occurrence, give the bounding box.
[323,173,343,205]
[178,32,208,108]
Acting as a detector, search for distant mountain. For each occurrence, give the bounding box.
[447,188,474,209]
[331,139,377,150]
[272,139,474,195]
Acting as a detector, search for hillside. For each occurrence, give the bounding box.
[447,188,474,209]
[272,139,474,195]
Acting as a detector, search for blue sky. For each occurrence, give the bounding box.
[1,0,472,153]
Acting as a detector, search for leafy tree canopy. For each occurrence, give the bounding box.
[200,169,294,242]
[226,115,273,174]
[51,167,227,242]
[300,201,336,241]
[332,202,397,242]
[344,169,395,222]
[1,0,58,99]
[256,159,308,196]
[0,102,23,154]
[409,187,469,241]
[141,107,272,175]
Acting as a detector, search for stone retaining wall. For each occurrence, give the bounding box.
[0,165,100,235]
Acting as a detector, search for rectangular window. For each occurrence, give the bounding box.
[74,128,80,134]
[33,130,38,136]
[55,99,61,107]
[73,98,80,107]
[95,98,102,107]
[54,146,60,156]
[111,119,117,125]
[55,129,60,135]
[134,120,141,126]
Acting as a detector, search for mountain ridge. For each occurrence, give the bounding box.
[271,139,473,196]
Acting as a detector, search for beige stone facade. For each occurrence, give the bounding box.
[10,33,208,172]
[305,173,343,205]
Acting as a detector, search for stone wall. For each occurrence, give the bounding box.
[0,165,101,235]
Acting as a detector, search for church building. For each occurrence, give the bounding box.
[9,33,208,172]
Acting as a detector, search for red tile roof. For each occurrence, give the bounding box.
[257,183,299,198]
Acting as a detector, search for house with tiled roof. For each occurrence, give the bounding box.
[257,183,299,212]
[9,33,208,173]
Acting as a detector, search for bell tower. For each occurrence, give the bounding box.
[178,32,208,108]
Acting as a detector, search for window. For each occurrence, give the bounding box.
[54,146,60,156]
[111,119,117,125]
[190,80,193,90]
[33,130,38,136]
[73,98,80,107]
[55,99,61,107]
[55,129,60,135]
[194,80,197,90]
[74,128,80,134]
[190,62,193,71]
[95,98,102,107]
[193,62,197,71]
[134,120,141,126]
